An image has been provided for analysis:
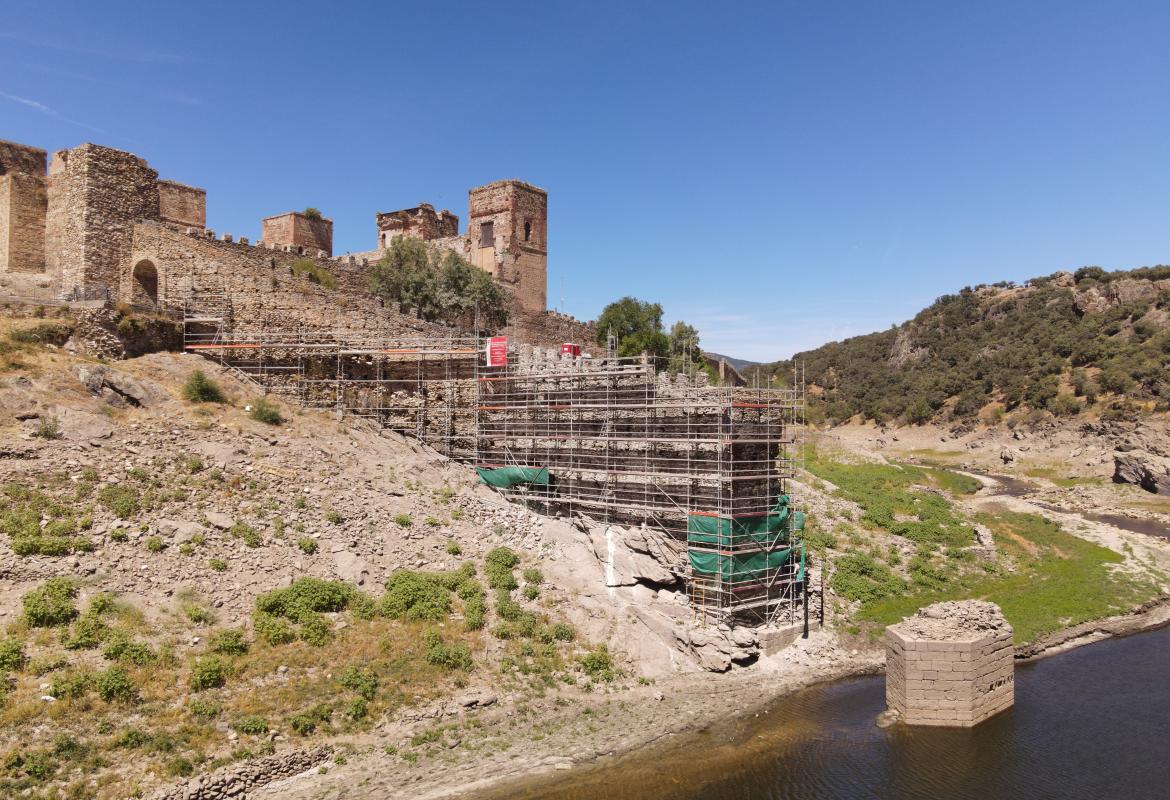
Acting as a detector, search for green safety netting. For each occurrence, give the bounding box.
[475,466,550,488]
[687,495,806,582]
[686,495,804,548]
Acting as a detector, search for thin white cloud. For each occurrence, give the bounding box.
[0,90,107,134]
[0,32,192,64]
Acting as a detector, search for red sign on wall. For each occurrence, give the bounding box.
[486,336,508,367]
[561,342,581,357]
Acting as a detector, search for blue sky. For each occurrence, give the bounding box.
[3,1,1170,361]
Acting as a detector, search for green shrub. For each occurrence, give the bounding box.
[49,669,94,699]
[35,416,62,440]
[379,570,452,621]
[188,699,221,720]
[1048,393,1082,417]
[253,612,296,645]
[230,522,262,548]
[485,547,520,590]
[393,513,412,528]
[101,631,156,665]
[95,665,137,703]
[297,537,318,554]
[98,484,139,520]
[183,603,216,625]
[339,664,378,700]
[290,259,338,289]
[347,697,369,721]
[522,567,543,585]
[231,715,269,735]
[23,578,78,627]
[423,629,473,671]
[209,628,248,656]
[289,703,332,736]
[325,510,344,525]
[249,398,284,425]
[183,370,226,403]
[112,727,151,748]
[445,540,462,556]
[831,553,907,604]
[0,638,26,671]
[299,613,333,647]
[209,557,228,572]
[256,578,359,620]
[458,580,487,631]
[190,656,231,691]
[110,529,129,543]
[166,757,195,777]
[550,622,574,642]
[579,645,617,681]
[145,535,165,553]
[64,613,108,650]
[522,584,540,600]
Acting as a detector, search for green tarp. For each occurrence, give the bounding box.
[687,495,806,582]
[686,495,804,548]
[476,466,550,488]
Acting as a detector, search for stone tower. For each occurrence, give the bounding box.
[261,211,333,257]
[467,180,547,314]
[0,140,49,275]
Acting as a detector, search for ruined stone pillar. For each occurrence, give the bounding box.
[884,600,1014,727]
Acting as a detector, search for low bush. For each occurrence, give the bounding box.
[297,537,318,554]
[183,370,226,403]
[230,522,262,548]
[190,656,230,691]
[380,570,453,621]
[249,398,284,425]
[423,629,473,671]
[393,513,412,528]
[209,557,228,572]
[231,715,269,735]
[64,612,109,650]
[445,540,462,555]
[98,484,140,520]
[23,578,78,627]
[299,613,333,647]
[289,703,332,736]
[95,665,137,703]
[458,579,487,630]
[253,612,296,645]
[831,553,907,604]
[579,645,617,681]
[485,547,520,590]
[35,416,62,440]
[209,628,248,656]
[101,631,156,665]
[339,663,378,700]
[145,535,165,553]
[0,637,26,671]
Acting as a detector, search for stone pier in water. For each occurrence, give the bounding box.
[884,600,1014,727]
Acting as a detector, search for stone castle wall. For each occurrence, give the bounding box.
[885,600,1014,727]
[0,172,48,274]
[261,212,334,257]
[0,140,48,176]
[130,222,457,338]
[157,179,206,228]
[47,144,161,295]
[375,203,459,246]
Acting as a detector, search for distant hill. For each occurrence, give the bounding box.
[757,266,1170,425]
[704,352,761,373]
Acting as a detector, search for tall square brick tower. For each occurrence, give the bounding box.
[467,180,546,314]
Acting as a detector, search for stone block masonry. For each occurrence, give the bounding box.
[158,179,206,229]
[885,600,1014,727]
[262,211,333,257]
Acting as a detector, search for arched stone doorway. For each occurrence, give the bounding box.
[131,259,159,306]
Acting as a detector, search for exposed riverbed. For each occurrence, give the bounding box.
[475,623,1170,800]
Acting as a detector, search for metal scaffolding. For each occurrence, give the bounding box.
[181,295,805,623]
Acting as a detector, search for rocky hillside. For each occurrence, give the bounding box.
[763,266,1170,426]
[0,313,817,800]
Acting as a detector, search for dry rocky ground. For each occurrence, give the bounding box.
[3,315,1170,800]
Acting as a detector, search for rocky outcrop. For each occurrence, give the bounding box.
[586,525,681,588]
[75,364,169,407]
[1114,452,1170,494]
[1074,277,1170,315]
[146,745,332,800]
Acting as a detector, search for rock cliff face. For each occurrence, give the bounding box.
[1114,452,1170,494]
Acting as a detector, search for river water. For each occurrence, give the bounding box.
[487,624,1170,800]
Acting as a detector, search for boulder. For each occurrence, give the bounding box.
[332,549,370,585]
[1113,452,1170,494]
[204,512,235,530]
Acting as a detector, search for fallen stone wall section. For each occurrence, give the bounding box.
[146,745,332,800]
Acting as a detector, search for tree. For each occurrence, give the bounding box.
[667,321,704,374]
[369,239,508,330]
[595,297,670,359]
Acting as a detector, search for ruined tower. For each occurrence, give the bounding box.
[0,140,49,275]
[467,180,547,314]
[261,211,333,256]
[45,144,160,295]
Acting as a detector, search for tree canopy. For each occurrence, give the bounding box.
[595,297,670,359]
[368,237,509,331]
